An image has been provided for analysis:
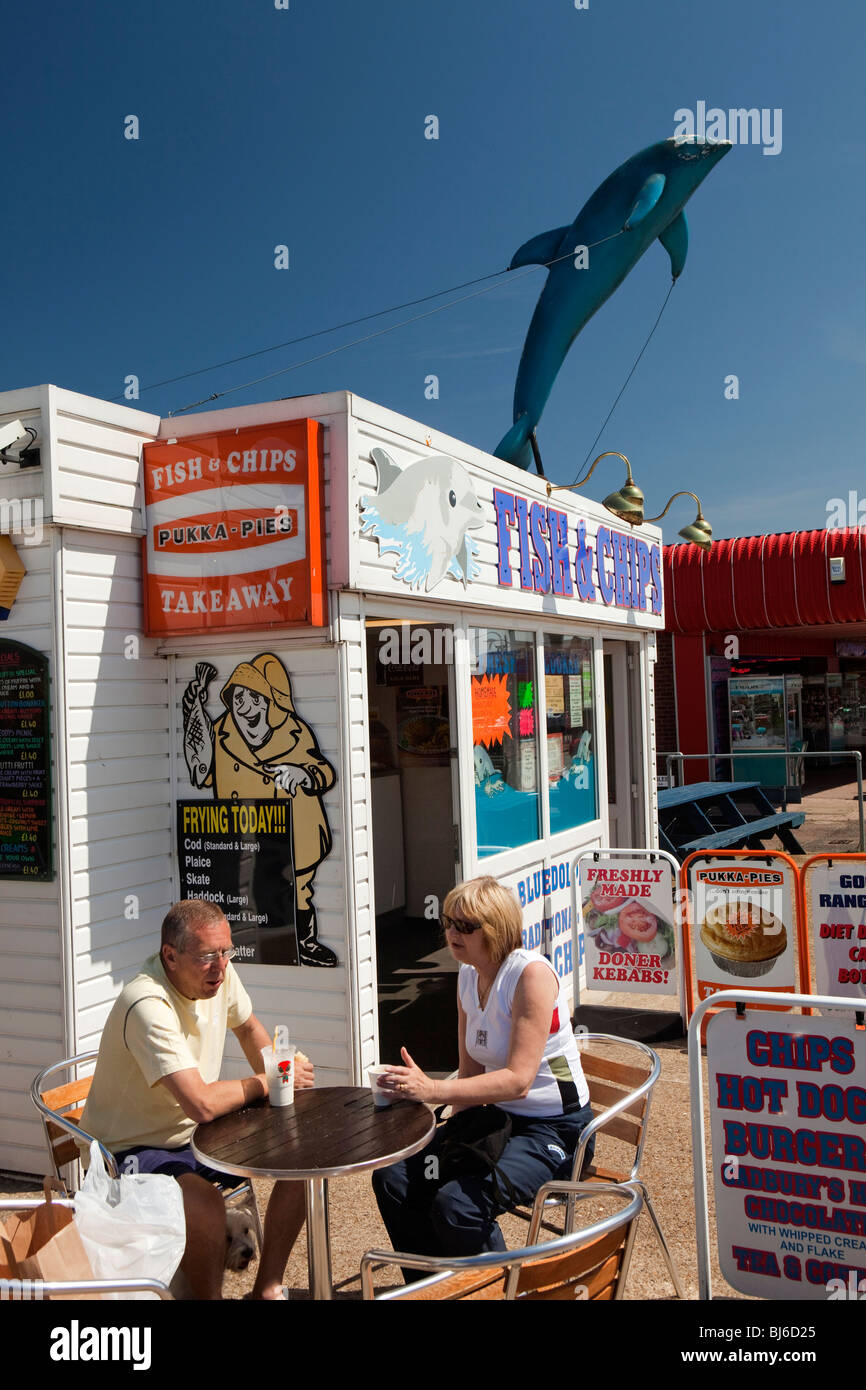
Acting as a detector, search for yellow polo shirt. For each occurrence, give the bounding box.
[80,953,252,1154]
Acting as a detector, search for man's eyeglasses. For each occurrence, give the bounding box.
[187,947,238,965]
[441,914,483,936]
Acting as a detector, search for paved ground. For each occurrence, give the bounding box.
[3,768,861,1300]
[0,1017,738,1302]
[789,766,865,855]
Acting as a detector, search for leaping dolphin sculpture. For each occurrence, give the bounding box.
[494,136,732,471]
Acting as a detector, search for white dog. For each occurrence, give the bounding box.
[170,1203,259,1299]
[225,1205,258,1271]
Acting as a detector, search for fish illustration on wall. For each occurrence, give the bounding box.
[360,447,484,592]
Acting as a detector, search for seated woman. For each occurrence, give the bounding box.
[372,875,593,1267]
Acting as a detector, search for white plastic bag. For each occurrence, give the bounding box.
[73,1141,186,1298]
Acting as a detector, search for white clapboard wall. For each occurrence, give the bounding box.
[65,529,174,1053]
[153,391,357,1083]
[333,590,377,1074]
[0,386,165,1174]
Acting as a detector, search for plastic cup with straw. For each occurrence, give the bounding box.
[262,1025,295,1106]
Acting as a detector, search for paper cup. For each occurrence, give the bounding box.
[368,1064,393,1108]
[262,1046,296,1106]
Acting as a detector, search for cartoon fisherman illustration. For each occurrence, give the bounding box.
[182,653,337,967]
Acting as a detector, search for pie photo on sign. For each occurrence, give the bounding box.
[699,898,787,978]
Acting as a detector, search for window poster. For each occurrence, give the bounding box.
[568,676,583,725]
[0,640,51,880]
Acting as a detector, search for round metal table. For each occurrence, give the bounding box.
[192,1085,435,1300]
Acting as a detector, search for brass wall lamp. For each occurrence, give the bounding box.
[545,452,712,551]
[644,490,713,551]
[547,451,644,523]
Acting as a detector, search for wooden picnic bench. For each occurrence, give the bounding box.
[657,780,805,858]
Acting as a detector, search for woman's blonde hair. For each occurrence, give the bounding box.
[442,876,523,966]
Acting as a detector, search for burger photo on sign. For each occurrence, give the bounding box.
[581,885,676,961]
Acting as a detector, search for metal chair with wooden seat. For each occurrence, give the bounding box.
[360,1180,642,1301]
[507,1032,683,1296]
[30,1052,264,1250]
[567,1032,684,1297]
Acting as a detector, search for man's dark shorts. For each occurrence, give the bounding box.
[114,1143,234,1188]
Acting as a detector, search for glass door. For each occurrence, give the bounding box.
[603,641,638,848]
[366,619,460,1073]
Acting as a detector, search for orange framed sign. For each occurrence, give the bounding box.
[143,419,326,636]
[802,854,866,1004]
[681,850,812,1025]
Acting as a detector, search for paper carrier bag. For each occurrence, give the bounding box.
[0,1178,96,1299]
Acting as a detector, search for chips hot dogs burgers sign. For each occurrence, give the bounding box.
[579,856,677,996]
[707,1009,866,1300]
[143,420,326,636]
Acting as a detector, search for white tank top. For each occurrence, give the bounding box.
[458,949,589,1117]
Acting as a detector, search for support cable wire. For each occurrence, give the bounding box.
[166,272,532,416]
[110,228,629,415]
[571,278,677,488]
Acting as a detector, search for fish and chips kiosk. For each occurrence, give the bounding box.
[0,383,664,1173]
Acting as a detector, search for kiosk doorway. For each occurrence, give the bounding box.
[366,621,461,1073]
[603,640,644,847]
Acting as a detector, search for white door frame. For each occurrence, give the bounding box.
[603,638,644,848]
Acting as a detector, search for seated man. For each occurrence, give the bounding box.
[81,898,310,1299]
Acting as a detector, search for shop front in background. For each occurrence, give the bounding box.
[705,654,866,788]
[367,618,601,1073]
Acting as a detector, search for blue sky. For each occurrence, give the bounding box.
[3,0,865,542]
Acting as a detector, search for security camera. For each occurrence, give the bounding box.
[0,419,28,453]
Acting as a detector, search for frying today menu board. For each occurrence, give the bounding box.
[0,640,52,880]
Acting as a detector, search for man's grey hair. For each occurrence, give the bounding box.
[161,899,227,954]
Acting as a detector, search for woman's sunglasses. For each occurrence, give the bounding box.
[441,913,483,936]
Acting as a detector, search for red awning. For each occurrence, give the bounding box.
[664,528,866,633]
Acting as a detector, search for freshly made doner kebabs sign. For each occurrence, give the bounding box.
[578,852,679,996]
[142,419,327,635]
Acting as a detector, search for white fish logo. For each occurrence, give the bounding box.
[360,448,484,592]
